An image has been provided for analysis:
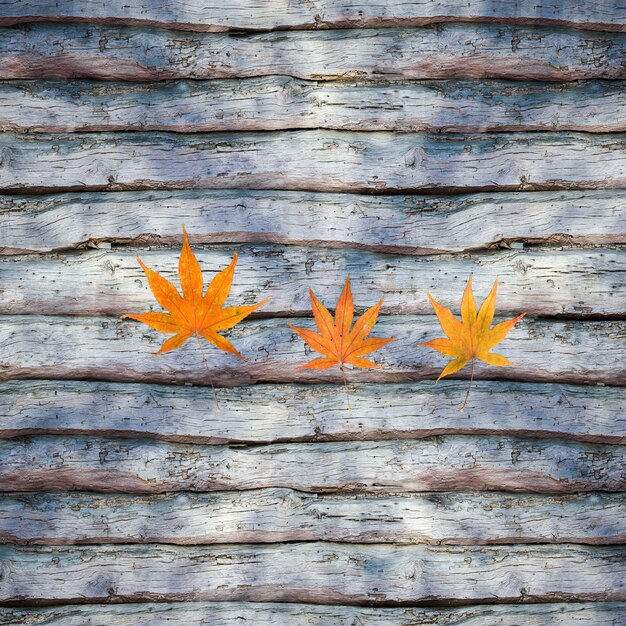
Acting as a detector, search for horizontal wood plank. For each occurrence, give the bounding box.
[0,1,624,32]
[2,189,625,255]
[0,543,624,604]
[1,24,625,82]
[2,380,624,444]
[1,131,625,194]
[1,490,623,545]
[2,78,625,133]
[2,602,626,625]
[1,247,624,316]
[1,435,624,494]
[0,316,624,386]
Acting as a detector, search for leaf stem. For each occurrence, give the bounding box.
[340,363,351,411]
[459,358,475,413]
[194,335,220,412]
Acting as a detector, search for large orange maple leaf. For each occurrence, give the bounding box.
[421,276,525,409]
[289,278,396,370]
[123,227,268,358]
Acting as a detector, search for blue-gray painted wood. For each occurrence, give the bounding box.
[2,190,624,255]
[1,380,624,444]
[0,131,625,193]
[1,435,624,494]
[1,24,624,82]
[1,79,624,133]
[0,0,624,32]
[0,247,624,316]
[2,602,625,625]
[1,490,623,545]
[0,316,624,386]
[0,543,624,604]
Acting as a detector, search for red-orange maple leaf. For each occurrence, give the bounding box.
[289,278,396,370]
[123,227,268,358]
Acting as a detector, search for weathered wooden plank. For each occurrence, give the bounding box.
[0,543,624,604]
[2,79,625,134]
[1,24,625,82]
[1,490,623,545]
[1,435,624,494]
[1,247,624,316]
[0,316,624,386]
[3,190,625,255]
[1,1,624,32]
[2,603,626,626]
[1,131,625,194]
[2,380,624,445]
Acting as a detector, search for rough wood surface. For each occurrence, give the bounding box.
[1,24,625,82]
[1,490,623,546]
[2,380,624,445]
[0,543,624,604]
[2,78,625,134]
[3,189,625,255]
[1,316,624,386]
[1,247,624,316]
[1,1,624,32]
[2,602,626,626]
[1,435,624,494]
[2,1,625,618]
[1,131,625,194]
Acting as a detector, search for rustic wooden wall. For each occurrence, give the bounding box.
[0,2,625,623]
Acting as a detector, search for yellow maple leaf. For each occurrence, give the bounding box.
[421,276,525,410]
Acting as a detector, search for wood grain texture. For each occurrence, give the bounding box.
[2,380,624,444]
[1,490,623,545]
[1,316,624,386]
[0,543,624,604]
[1,435,624,494]
[1,246,624,316]
[1,131,625,194]
[2,78,625,134]
[1,24,625,82]
[3,189,625,255]
[2,602,626,625]
[0,1,624,32]
[2,1,625,618]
